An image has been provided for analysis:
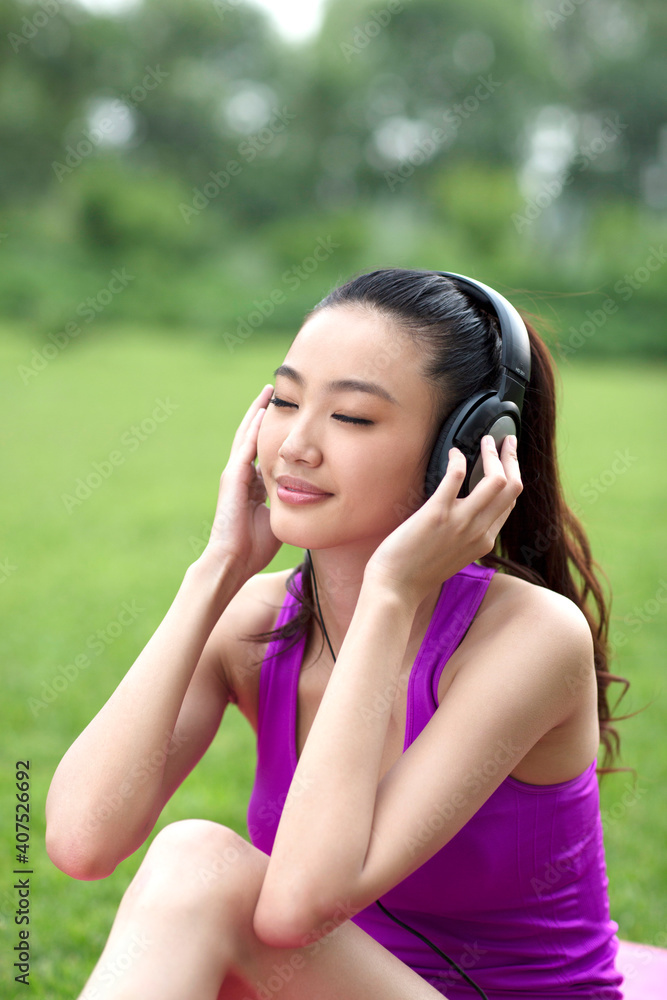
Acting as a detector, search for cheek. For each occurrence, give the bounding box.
[343,441,422,506]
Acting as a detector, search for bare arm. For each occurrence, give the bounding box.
[46,384,281,879]
[45,555,244,880]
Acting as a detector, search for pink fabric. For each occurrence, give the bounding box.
[247,562,624,998]
[616,939,667,998]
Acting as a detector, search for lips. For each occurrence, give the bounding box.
[275,475,332,496]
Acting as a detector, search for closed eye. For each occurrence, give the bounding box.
[269,396,373,426]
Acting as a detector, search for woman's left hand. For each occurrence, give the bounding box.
[364,434,523,607]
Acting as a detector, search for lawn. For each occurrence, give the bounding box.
[1,323,665,997]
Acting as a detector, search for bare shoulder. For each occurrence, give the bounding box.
[447,567,596,690]
[212,566,296,727]
[442,569,599,783]
[456,569,597,705]
[474,569,594,651]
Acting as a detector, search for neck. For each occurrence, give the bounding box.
[304,544,442,664]
[305,546,369,655]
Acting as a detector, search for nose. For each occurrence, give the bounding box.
[277,413,323,467]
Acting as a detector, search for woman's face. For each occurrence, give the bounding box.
[257,304,441,553]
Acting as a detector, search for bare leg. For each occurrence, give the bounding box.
[76,819,447,1000]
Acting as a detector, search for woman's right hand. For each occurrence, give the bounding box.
[201,383,282,582]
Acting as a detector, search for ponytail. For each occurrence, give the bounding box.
[478,321,630,772]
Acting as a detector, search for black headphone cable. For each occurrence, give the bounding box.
[304,550,489,1000]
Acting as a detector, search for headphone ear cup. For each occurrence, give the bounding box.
[425,395,520,499]
[466,413,520,492]
[424,397,480,499]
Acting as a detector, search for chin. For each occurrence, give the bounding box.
[268,507,319,548]
[268,507,347,552]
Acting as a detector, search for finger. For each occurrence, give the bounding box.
[502,433,520,463]
[481,433,504,471]
[235,404,267,467]
[475,435,522,523]
[230,384,273,453]
[430,446,467,503]
[236,383,272,436]
[471,437,520,548]
[500,434,523,494]
[474,435,509,493]
[459,436,513,526]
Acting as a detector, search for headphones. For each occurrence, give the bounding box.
[424,272,531,499]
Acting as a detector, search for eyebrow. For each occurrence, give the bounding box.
[272,364,399,405]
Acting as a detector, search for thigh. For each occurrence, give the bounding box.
[197,827,445,1000]
[223,898,445,1000]
[139,820,444,1000]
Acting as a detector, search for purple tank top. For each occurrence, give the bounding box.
[247,562,623,999]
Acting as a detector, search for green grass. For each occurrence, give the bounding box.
[1,325,665,997]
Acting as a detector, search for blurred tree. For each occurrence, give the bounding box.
[0,0,664,352]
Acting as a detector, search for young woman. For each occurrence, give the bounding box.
[46,269,625,999]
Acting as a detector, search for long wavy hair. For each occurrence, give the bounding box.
[247,268,630,773]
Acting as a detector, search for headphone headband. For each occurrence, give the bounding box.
[424,271,532,499]
[435,271,531,408]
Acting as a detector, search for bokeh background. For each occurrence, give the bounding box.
[1,0,666,995]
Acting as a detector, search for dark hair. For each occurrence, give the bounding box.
[247,268,630,772]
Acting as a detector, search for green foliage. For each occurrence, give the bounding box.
[0,0,665,356]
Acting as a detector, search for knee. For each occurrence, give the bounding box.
[127,820,266,916]
[149,819,250,869]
